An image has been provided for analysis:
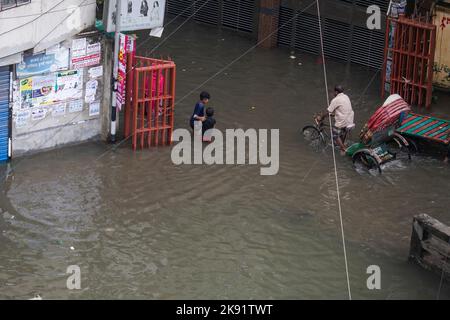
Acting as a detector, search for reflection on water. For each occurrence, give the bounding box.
[0,20,449,299]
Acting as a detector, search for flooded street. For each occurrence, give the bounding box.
[1,20,449,299]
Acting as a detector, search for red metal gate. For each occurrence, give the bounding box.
[124,55,176,150]
[382,16,436,108]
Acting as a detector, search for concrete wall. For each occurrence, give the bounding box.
[13,117,102,155]
[0,0,96,62]
[11,32,112,157]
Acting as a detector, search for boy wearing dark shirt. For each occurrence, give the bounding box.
[190,91,210,130]
[202,107,216,142]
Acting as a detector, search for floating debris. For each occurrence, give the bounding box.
[289,55,296,59]
[29,294,42,300]
[2,212,15,220]
[70,246,75,251]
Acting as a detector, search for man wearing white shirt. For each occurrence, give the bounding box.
[317,85,354,153]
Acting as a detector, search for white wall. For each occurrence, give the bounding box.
[0,0,96,60]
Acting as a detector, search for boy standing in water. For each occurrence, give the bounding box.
[190,91,210,136]
[202,107,216,142]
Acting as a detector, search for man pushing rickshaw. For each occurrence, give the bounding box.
[314,85,355,155]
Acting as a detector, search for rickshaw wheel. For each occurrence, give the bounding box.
[388,137,412,160]
[352,151,382,175]
[404,137,418,154]
[302,126,326,151]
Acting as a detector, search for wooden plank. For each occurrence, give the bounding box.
[409,214,450,282]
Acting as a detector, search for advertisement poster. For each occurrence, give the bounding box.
[88,66,103,78]
[16,51,69,78]
[89,101,100,116]
[32,74,56,107]
[85,79,98,103]
[12,80,21,111]
[71,41,101,69]
[52,103,66,117]
[68,99,83,113]
[15,110,31,128]
[31,108,46,121]
[106,0,166,32]
[117,33,135,110]
[87,43,101,55]
[71,38,87,58]
[19,77,33,109]
[55,70,83,101]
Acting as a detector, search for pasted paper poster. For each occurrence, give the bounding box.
[71,41,101,69]
[85,79,98,103]
[52,103,66,117]
[15,110,31,127]
[89,101,100,116]
[68,99,83,113]
[32,74,56,107]
[88,66,103,78]
[55,70,83,101]
[71,38,87,58]
[19,77,33,109]
[31,108,46,121]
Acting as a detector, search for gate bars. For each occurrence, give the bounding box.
[382,16,436,108]
[124,55,176,150]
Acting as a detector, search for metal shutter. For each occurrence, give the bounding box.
[356,0,390,12]
[194,0,220,25]
[167,0,256,33]
[0,66,10,162]
[294,12,321,55]
[350,26,385,69]
[277,5,385,69]
[323,18,351,61]
[277,6,294,46]
[282,11,351,61]
[167,0,193,17]
[222,0,255,33]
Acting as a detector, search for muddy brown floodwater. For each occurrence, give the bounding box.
[1,19,450,299]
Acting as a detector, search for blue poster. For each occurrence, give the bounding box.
[16,50,69,78]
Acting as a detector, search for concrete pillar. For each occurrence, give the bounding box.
[101,37,113,141]
[257,0,281,48]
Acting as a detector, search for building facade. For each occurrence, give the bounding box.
[166,0,390,69]
[0,0,112,159]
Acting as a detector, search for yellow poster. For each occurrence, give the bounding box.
[19,77,33,109]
